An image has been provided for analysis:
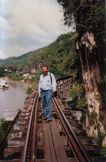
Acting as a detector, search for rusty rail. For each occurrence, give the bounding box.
[0,110,21,153]
[22,93,39,162]
[53,98,90,162]
[0,90,102,161]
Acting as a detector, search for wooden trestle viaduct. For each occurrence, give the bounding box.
[0,77,105,162]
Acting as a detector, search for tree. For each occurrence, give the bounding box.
[57,0,105,137]
[0,67,5,77]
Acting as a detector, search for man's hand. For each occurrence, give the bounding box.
[38,96,41,101]
[52,91,57,97]
[38,93,41,101]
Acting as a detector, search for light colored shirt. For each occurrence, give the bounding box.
[38,72,56,95]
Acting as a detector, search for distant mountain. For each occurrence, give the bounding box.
[0,32,81,78]
[0,51,36,70]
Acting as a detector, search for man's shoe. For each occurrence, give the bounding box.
[43,116,47,120]
[47,118,52,122]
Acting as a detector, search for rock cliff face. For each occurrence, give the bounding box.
[75,1,105,141]
[76,31,105,145]
[57,1,105,142]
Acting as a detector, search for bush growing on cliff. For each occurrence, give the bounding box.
[101,147,106,157]
[97,131,106,147]
[69,83,87,110]
[26,87,33,95]
[0,119,11,142]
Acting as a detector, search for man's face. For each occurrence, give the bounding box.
[42,66,48,75]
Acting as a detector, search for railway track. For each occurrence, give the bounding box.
[0,91,103,162]
[53,98,90,162]
[22,93,39,162]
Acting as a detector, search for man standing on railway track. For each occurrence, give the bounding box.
[38,65,57,122]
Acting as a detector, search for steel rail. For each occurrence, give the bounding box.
[31,93,39,162]
[53,98,91,162]
[0,109,21,154]
[22,93,39,162]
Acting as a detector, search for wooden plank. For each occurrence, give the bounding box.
[43,122,57,162]
[36,160,45,162]
[68,158,78,162]
[49,121,69,162]
[0,160,21,162]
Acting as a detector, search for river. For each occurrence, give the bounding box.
[0,79,28,119]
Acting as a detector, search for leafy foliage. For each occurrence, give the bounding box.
[97,130,106,147]
[57,1,105,33]
[0,52,35,71]
[0,32,81,79]
[0,67,5,77]
[57,1,106,124]
[0,119,11,142]
[69,83,87,110]
[26,87,33,95]
[101,147,106,157]
[57,0,105,76]
[29,32,80,78]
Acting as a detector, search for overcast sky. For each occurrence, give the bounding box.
[0,0,74,59]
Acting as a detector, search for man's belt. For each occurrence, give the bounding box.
[41,89,51,92]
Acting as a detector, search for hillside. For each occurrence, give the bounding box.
[0,51,36,71]
[0,32,81,78]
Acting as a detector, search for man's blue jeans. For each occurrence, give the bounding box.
[41,90,53,120]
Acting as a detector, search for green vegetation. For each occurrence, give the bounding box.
[0,52,35,71]
[101,147,106,157]
[69,83,87,110]
[26,87,33,95]
[0,119,11,143]
[97,131,106,157]
[88,111,98,126]
[0,32,81,80]
[0,67,5,77]
[29,32,80,78]
[8,73,23,81]
[69,83,84,99]
[56,1,105,43]
[56,0,106,100]
[97,130,106,147]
